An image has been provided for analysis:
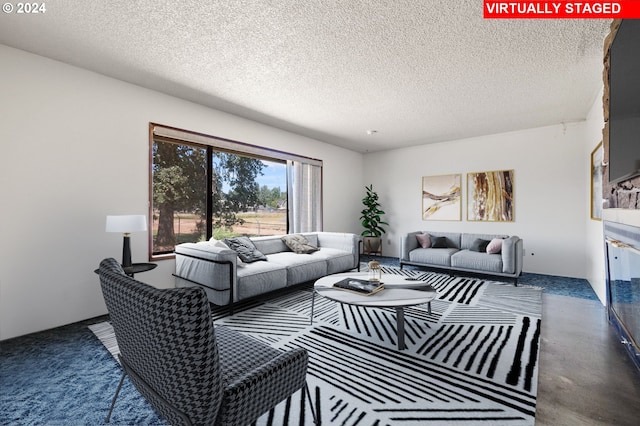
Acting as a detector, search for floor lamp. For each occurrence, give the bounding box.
[106,215,148,268]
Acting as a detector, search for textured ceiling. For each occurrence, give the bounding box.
[0,1,611,153]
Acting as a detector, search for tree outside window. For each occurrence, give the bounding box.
[151,139,287,257]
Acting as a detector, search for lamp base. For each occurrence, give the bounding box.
[122,234,132,268]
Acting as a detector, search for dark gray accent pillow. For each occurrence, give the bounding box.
[470,238,490,252]
[430,236,449,248]
[281,234,319,254]
[224,237,267,263]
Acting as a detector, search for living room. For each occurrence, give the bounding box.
[2,3,640,425]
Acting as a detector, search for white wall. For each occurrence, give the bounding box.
[363,122,591,279]
[583,88,606,304]
[0,45,364,340]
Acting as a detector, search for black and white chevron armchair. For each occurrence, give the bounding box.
[97,258,318,426]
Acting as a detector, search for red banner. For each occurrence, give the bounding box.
[484,1,640,18]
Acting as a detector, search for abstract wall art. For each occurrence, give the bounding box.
[422,174,462,221]
[467,170,514,222]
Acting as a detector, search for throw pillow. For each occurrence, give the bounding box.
[486,238,504,254]
[470,238,490,252]
[224,237,267,263]
[210,238,246,266]
[281,234,319,254]
[416,233,431,248]
[430,236,449,248]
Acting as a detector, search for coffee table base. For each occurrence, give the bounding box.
[310,290,432,350]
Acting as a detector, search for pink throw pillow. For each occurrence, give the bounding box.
[486,238,504,254]
[416,233,431,248]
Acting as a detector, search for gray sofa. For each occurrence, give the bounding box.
[399,231,524,284]
[174,232,361,307]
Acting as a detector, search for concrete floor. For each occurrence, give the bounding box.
[536,293,640,425]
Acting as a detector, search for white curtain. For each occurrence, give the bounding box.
[287,161,322,233]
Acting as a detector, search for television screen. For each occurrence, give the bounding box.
[609,19,640,184]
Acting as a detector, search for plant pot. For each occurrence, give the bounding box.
[363,236,382,255]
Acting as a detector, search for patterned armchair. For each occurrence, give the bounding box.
[97,258,317,426]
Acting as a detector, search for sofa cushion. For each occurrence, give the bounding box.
[451,250,503,273]
[235,261,288,300]
[250,236,289,255]
[267,252,327,286]
[314,233,352,252]
[409,248,458,267]
[224,237,267,263]
[301,233,319,247]
[281,234,319,254]
[310,248,355,274]
[470,238,490,252]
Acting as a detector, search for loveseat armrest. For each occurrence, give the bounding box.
[501,236,523,275]
[400,232,421,261]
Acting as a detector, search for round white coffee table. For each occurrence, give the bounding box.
[311,272,437,350]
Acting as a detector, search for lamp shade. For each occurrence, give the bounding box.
[106,215,147,233]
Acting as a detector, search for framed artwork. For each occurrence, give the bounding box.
[467,170,514,221]
[422,174,462,221]
[591,141,603,221]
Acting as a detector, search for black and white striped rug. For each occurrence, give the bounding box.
[91,267,542,425]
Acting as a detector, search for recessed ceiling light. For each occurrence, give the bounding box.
[366,130,378,135]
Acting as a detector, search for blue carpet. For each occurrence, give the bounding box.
[362,255,600,301]
[0,317,164,425]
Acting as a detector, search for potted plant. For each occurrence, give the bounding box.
[360,184,389,255]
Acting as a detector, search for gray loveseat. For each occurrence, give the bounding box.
[399,231,523,285]
[174,232,361,307]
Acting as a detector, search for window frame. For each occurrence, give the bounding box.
[148,123,322,261]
